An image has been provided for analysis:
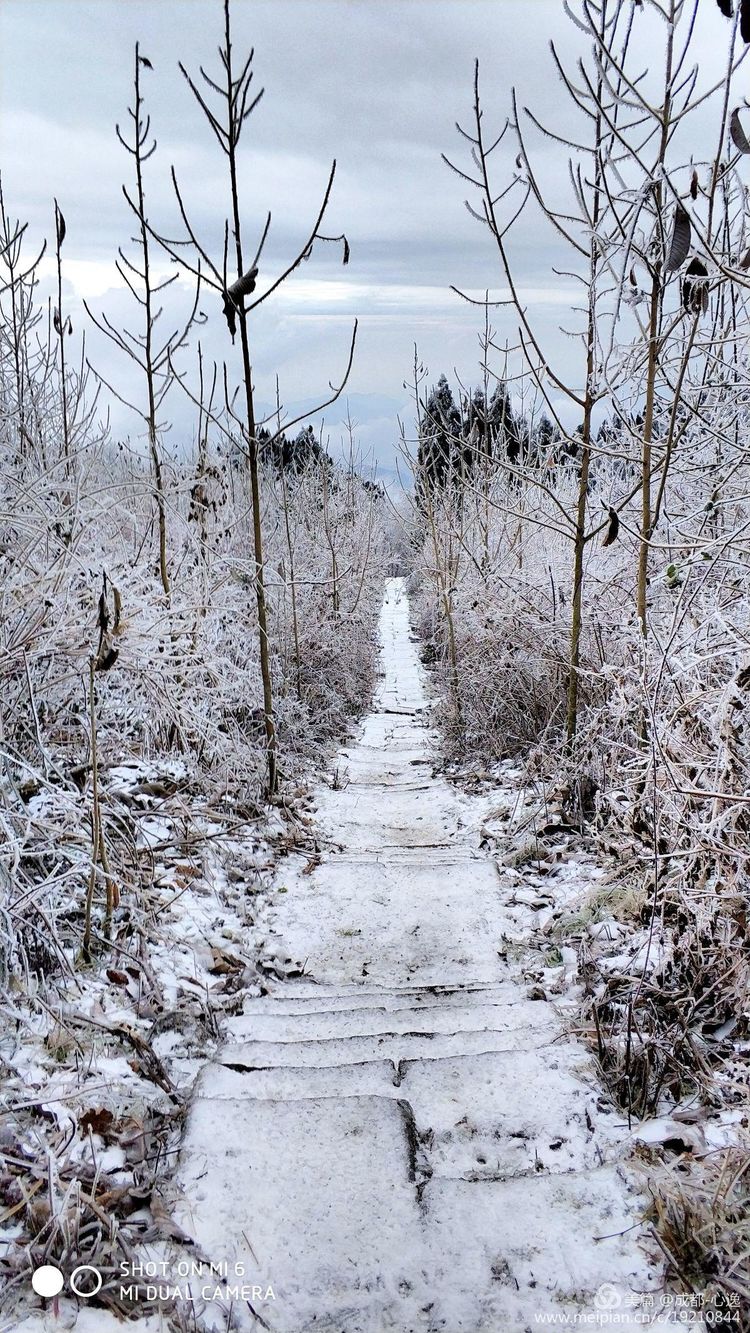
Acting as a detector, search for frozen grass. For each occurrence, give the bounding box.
[409,449,750,1313]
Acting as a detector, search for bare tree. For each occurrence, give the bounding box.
[85,44,200,597]
[0,180,47,460]
[137,0,356,794]
[443,0,748,746]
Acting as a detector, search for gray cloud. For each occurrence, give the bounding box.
[0,1,741,480]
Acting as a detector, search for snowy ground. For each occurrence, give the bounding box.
[164,577,671,1332]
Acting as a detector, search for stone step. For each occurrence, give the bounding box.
[205,1043,603,1172]
[262,859,505,989]
[421,1167,657,1333]
[341,771,438,789]
[322,845,476,864]
[247,980,523,1011]
[175,1093,429,1333]
[225,998,556,1043]
[400,1045,604,1179]
[218,1024,567,1072]
[176,1079,654,1333]
[194,1058,402,1102]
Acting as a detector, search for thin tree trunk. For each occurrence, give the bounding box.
[224,1,278,795]
[54,201,70,469]
[133,47,170,598]
[635,3,675,641]
[281,464,303,702]
[564,21,605,747]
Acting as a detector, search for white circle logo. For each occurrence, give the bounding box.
[31,1265,65,1298]
[69,1265,103,1298]
[594,1283,622,1310]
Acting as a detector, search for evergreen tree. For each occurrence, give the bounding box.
[417,374,462,498]
[259,422,328,476]
[416,373,538,508]
[463,387,490,468]
[487,382,522,463]
[530,413,561,467]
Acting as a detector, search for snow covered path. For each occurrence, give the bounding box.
[176,578,663,1332]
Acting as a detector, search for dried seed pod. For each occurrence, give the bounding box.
[690,169,698,200]
[602,508,620,547]
[95,641,119,672]
[682,257,709,314]
[221,292,237,340]
[716,0,733,16]
[97,589,109,639]
[665,203,691,273]
[227,265,258,302]
[730,108,750,154]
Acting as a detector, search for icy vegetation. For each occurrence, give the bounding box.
[404,0,750,1315]
[0,401,391,1322]
[0,3,391,1317]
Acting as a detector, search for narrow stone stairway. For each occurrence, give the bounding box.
[174,578,665,1332]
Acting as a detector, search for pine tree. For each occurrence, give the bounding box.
[417,374,462,498]
[487,382,521,464]
[259,423,328,476]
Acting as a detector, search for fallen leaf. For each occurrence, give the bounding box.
[79,1107,115,1138]
[209,946,244,975]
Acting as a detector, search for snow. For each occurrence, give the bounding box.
[173,577,672,1331]
[13,1310,169,1333]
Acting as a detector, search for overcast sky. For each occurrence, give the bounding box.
[0,1,740,480]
